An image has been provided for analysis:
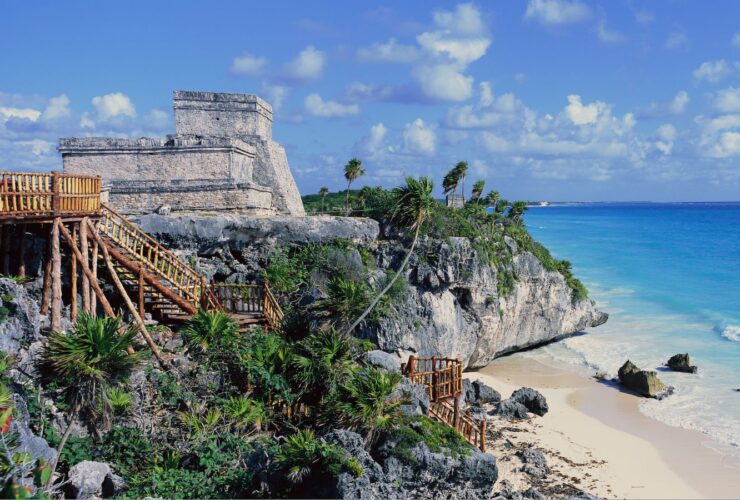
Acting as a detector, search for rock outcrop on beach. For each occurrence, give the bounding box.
[135,214,607,369]
[491,387,549,419]
[666,353,698,373]
[617,361,667,398]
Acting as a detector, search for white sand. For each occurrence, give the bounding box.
[471,354,740,499]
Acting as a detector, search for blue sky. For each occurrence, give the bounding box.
[1,0,739,201]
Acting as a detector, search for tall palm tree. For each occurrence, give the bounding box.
[346,176,436,334]
[495,198,509,215]
[485,190,500,208]
[319,187,329,213]
[442,168,460,198]
[42,313,143,478]
[470,180,485,203]
[453,161,468,203]
[344,158,365,215]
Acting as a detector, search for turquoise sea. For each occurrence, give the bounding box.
[523,203,740,455]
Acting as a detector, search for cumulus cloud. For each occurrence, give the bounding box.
[636,90,689,118]
[655,124,676,155]
[403,118,436,155]
[693,60,731,83]
[356,122,388,155]
[524,0,591,26]
[230,52,268,76]
[91,92,136,121]
[304,93,360,118]
[282,46,326,82]
[355,3,490,102]
[0,106,41,122]
[41,95,71,121]
[444,82,532,129]
[565,95,604,125]
[664,31,689,50]
[713,87,740,113]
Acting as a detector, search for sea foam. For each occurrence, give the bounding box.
[719,325,740,342]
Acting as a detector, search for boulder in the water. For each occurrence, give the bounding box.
[665,353,698,374]
[618,360,667,398]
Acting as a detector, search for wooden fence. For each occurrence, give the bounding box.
[209,282,284,330]
[401,356,463,401]
[0,172,101,218]
[430,400,486,452]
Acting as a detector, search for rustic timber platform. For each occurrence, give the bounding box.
[402,355,487,451]
[0,171,283,351]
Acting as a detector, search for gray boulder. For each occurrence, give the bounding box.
[510,387,548,416]
[494,399,529,419]
[391,379,430,417]
[517,446,548,478]
[364,350,402,373]
[67,461,124,499]
[666,353,698,374]
[618,360,667,398]
[463,378,502,407]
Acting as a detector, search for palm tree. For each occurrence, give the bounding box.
[42,313,143,477]
[328,366,404,444]
[182,309,239,353]
[495,198,509,215]
[453,161,468,203]
[318,187,329,213]
[292,329,357,406]
[507,201,529,225]
[343,158,365,215]
[470,180,485,203]
[485,190,500,208]
[442,168,460,198]
[346,176,436,334]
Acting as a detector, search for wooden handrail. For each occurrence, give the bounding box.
[0,172,101,217]
[430,400,486,452]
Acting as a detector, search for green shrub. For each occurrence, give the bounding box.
[386,415,472,464]
[182,309,239,353]
[276,430,361,486]
[106,388,132,415]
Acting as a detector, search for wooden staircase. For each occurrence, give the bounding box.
[401,356,487,451]
[96,204,283,329]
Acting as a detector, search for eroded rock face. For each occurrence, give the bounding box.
[67,461,124,499]
[618,360,667,398]
[510,388,548,416]
[138,217,607,368]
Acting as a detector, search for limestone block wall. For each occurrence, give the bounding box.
[109,180,274,215]
[247,138,306,216]
[174,91,273,140]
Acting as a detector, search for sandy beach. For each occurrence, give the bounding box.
[470,354,740,499]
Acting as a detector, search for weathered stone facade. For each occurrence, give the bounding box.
[59,91,305,216]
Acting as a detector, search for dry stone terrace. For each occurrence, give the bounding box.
[59,90,305,217]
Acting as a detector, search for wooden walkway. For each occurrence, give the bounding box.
[0,171,283,344]
[402,356,486,451]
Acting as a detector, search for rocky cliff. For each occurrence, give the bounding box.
[135,214,607,368]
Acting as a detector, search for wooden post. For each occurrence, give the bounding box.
[407,355,415,378]
[51,172,61,216]
[16,224,26,278]
[50,218,62,332]
[1,225,10,276]
[138,269,145,320]
[70,224,78,322]
[431,356,437,402]
[480,419,486,452]
[453,394,461,430]
[90,234,98,317]
[80,217,90,313]
[86,220,166,368]
[41,224,53,315]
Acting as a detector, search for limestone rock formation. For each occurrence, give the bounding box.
[510,387,549,416]
[464,379,502,407]
[666,353,698,373]
[517,447,549,478]
[66,461,124,499]
[618,360,667,398]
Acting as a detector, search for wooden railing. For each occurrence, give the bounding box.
[430,400,486,452]
[401,356,463,402]
[209,282,284,329]
[99,204,206,309]
[262,282,284,330]
[0,172,101,218]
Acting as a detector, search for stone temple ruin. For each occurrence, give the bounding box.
[59,91,305,216]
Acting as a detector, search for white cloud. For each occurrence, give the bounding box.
[262,83,289,111]
[713,87,740,113]
[230,53,268,76]
[144,109,169,130]
[91,92,136,121]
[655,124,676,155]
[412,64,474,101]
[0,106,41,122]
[524,0,591,26]
[304,93,359,118]
[670,91,690,114]
[79,113,95,129]
[693,60,731,83]
[41,94,71,121]
[356,122,388,155]
[357,38,419,63]
[444,82,530,129]
[403,118,436,155]
[596,20,625,44]
[283,46,326,82]
[565,95,604,125]
[432,2,485,36]
[664,31,689,50]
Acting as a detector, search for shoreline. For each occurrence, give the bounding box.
[470,353,740,499]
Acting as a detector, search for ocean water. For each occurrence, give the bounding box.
[521,203,740,455]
